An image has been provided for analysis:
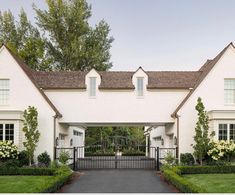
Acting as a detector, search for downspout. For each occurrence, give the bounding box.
[53,115,58,160]
[176,114,180,160]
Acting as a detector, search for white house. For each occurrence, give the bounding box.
[0,42,235,160]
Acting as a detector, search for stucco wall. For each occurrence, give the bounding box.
[45,89,188,125]
[178,45,235,154]
[0,47,55,158]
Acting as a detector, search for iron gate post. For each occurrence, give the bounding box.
[115,152,117,169]
[54,147,56,160]
[73,147,76,171]
[156,147,160,171]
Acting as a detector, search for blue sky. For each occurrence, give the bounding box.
[1,0,235,71]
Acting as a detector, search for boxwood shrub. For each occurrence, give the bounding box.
[162,165,235,193]
[0,167,55,175]
[177,165,235,174]
[180,153,195,165]
[163,169,206,193]
[42,166,73,193]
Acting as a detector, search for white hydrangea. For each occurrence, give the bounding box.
[0,141,18,159]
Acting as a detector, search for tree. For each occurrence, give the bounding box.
[34,0,114,71]
[0,9,52,70]
[129,127,145,149]
[192,97,212,165]
[22,106,40,166]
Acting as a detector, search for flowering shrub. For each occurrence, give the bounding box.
[0,141,18,160]
[207,140,235,161]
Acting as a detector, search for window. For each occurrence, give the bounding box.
[0,124,3,141]
[230,124,235,140]
[0,79,9,105]
[89,77,96,97]
[218,124,228,140]
[224,79,235,104]
[73,130,82,136]
[137,77,144,96]
[0,124,14,142]
[59,134,65,140]
[5,124,14,141]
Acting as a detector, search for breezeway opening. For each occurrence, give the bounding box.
[55,125,177,171]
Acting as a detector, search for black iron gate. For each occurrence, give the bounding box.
[75,145,156,170]
[55,146,177,171]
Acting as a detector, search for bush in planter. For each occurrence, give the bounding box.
[38,152,51,167]
[18,150,29,167]
[180,153,195,165]
[0,141,18,160]
[59,150,70,165]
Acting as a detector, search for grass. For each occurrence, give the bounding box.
[0,175,59,193]
[184,174,235,193]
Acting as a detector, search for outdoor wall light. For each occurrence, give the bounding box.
[174,136,177,145]
[161,138,164,146]
[70,138,73,146]
[55,137,59,146]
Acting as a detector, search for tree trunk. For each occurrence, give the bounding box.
[200,158,203,166]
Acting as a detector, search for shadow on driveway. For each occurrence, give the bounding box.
[60,170,175,193]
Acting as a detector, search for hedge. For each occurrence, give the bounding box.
[162,165,235,193]
[177,165,235,174]
[42,167,73,193]
[0,167,55,175]
[163,169,207,193]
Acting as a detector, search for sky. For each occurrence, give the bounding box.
[1,0,235,71]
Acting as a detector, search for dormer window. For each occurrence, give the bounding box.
[137,77,144,97]
[89,77,96,97]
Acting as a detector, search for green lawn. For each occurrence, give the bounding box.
[0,175,56,193]
[184,174,235,193]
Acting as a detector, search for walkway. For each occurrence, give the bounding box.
[60,170,175,193]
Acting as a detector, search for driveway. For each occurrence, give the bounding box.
[60,170,175,193]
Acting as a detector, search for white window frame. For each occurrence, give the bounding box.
[0,79,10,105]
[0,123,15,143]
[218,122,235,141]
[224,79,235,105]
[137,77,144,97]
[89,77,96,98]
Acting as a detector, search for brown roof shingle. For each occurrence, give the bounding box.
[32,71,87,89]
[32,70,202,90]
[146,71,202,89]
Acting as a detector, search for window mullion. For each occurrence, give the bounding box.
[3,124,5,141]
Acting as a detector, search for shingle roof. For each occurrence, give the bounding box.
[32,70,202,90]
[99,71,135,89]
[146,71,202,89]
[32,71,87,89]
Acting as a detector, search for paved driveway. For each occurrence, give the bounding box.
[60,170,175,193]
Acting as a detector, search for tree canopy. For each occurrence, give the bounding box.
[0,0,114,71]
[0,9,52,70]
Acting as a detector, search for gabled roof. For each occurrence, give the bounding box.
[171,42,235,118]
[1,44,62,117]
[32,70,201,90]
